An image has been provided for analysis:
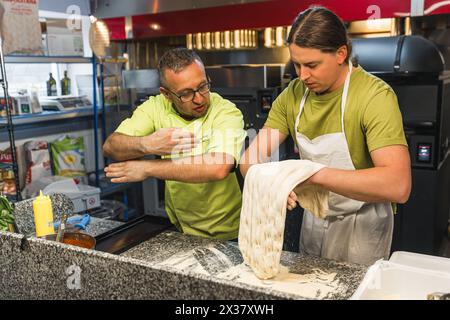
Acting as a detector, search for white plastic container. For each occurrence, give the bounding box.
[42,177,100,213]
[351,251,450,300]
[389,251,450,274]
[66,184,101,213]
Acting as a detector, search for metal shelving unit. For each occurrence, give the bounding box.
[2,52,137,218]
[1,54,100,202]
[4,56,92,64]
[0,107,100,126]
[0,40,22,202]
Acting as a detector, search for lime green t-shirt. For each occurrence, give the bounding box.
[115,92,246,240]
[265,65,407,170]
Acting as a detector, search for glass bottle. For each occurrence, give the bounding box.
[61,71,71,96]
[46,73,57,96]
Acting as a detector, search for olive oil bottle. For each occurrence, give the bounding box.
[46,73,57,96]
[61,71,71,96]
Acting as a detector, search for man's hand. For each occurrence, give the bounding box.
[287,191,298,211]
[286,173,318,211]
[104,161,148,183]
[103,129,199,161]
[145,128,199,155]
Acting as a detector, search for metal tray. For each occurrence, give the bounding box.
[94,215,173,254]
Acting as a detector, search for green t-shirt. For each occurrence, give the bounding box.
[265,65,407,170]
[115,92,246,240]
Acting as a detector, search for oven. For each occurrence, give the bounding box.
[352,35,450,255]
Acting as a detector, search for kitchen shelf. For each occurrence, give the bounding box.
[5,55,92,64]
[0,106,111,127]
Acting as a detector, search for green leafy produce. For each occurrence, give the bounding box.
[0,195,14,231]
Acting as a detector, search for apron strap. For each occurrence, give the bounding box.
[295,61,353,139]
[340,60,353,133]
[294,88,309,146]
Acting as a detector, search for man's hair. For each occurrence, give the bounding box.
[158,47,203,87]
[287,6,353,63]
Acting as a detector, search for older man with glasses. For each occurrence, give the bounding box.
[103,48,246,240]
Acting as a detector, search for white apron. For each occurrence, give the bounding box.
[295,62,393,265]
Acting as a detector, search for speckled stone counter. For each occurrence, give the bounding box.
[0,193,369,299]
[0,226,368,300]
[0,231,286,299]
[121,231,368,300]
[70,215,124,237]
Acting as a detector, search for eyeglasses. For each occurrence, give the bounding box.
[165,81,211,103]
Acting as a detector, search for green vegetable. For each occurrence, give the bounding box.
[0,195,14,232]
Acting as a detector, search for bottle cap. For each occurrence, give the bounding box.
[35,190,49,201]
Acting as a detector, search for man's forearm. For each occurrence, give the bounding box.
[103,133,149,161]
[311,166,411,204]
[240,127,288,177]
[143,154,234,183]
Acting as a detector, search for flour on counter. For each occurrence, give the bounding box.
[156,250,208,274]
[218,263,343,299]
[156,244,346,299]
[156,246,234,276]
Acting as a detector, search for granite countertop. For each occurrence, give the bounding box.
[68,215,125,238]
[4,193,368,299]
[120,231,368,300]
[0,224,369,299]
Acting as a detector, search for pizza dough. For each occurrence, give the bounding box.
[239,160,329,279]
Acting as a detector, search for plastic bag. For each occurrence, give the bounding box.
[24,140,52,186]
[50,135,86,179]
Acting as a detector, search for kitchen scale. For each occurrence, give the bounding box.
[38,95,92,111]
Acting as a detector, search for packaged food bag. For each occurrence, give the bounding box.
[50,135,86,179]
[0,0,43,55]
[0,146,26,194]
[24,140,52,186]
[0,97,16,117]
